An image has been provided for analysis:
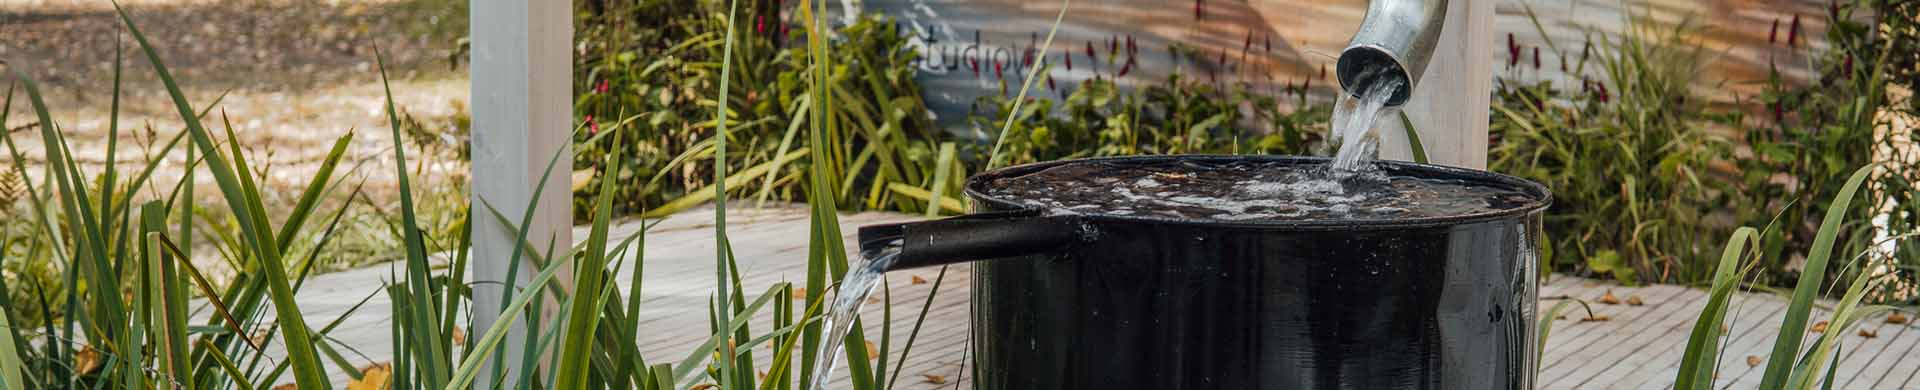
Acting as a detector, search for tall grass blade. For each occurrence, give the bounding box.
[373,46,451,389]
[111,4,332,388]
[1758,165,1877,389]
[557,144,624,390]
[1674,227,1758,389]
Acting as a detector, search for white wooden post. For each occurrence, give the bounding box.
[1378,0,1493,169]
[470,0,572,385]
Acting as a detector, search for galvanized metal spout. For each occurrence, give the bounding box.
[1337,0,1448,107]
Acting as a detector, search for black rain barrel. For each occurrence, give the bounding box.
[857,155,1551,389]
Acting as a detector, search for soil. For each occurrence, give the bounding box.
[1,0,471,208]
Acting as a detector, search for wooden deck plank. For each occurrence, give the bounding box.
[1619,286,1781,390]
[1548,286,1712,388]
[1537,285,1691,376]
[229,205,1920,388]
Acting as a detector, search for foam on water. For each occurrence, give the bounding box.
[986,160,1535,222]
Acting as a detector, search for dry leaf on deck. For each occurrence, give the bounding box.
[866,340,880,360]
[1746,355,1762,367]
[911,275,928,285]
[1888,312,1909,324]
[1625,295,1643,306]
[1810,321,1829,333]
[1597,290,1620,305]
[867,296,883,304]
[273,384,298,390]
[923,374,948,384]
[691,384,716,390]
[451,326,467,345]
[1859,329,1878,338]
[792,288,807,299]
[349,363,392,390]
[1581,314,1611,322]
[74,345,102,374]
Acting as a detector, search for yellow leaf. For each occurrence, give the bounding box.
[73,345,101,374]
[1810,321,1829,333]
[273,384,298,390]
[866,340,879,360]
[451,326,468,345]
[911,275,928,285]
[1625,295,1643,306]
[1887,312,1908,324]
[922,374,948,384]
[1746,355,1762,367]
[348,363,392,390]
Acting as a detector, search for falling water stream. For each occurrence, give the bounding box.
[1328,72,1407,173]
[808,250,900,390]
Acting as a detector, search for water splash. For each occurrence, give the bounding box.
[1328,72,1406,173]
[807,249,900,390]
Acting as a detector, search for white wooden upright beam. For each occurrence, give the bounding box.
[470,0,572,386]
[1378,0,1493,169]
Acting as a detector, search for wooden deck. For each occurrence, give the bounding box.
[266,205,1918,388]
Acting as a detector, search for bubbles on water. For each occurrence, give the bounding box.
[986,159,1537,222]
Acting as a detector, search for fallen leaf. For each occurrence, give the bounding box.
[1859,329,1878,338]
[792,288,807,299]
[867,296,882,304]
[690,384,716,390]
[866,340,880,360]
[1581,314,1611,322]
[1810,321,1829,333]
[1720,324,1729,333]
[1888,312,1909,324]
[74,345,102,374]
[273,384,298,390]
[451,326,467,345]
[911,275,928,285]
[349,363,392,390]
[1625,295,1644,306]
[1597,289,1621,305]
[923,374,947,384]
[1746,355,1762,367]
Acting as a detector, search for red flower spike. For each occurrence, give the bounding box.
[1047,76,1057,91]
[1842,55,1854,80]
[1086,41,1096,60]
[1127,35,1137,55]
[1769,18,1779,44]
[1119,59,1133,78]
[1065,52,1073,70]
[756,15,766,34]
[585,115,598,135]
[1532,47,1540,69]
[1243,31,1253,53]
[994,61,1003,79]
[1194,0,1203,20]
[1788,14,1801,48]
[1265,34,1272,52]
[596,79,609,94]
[1303,77,1311,91]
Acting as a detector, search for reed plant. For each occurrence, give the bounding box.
[1491,1,1918,290]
